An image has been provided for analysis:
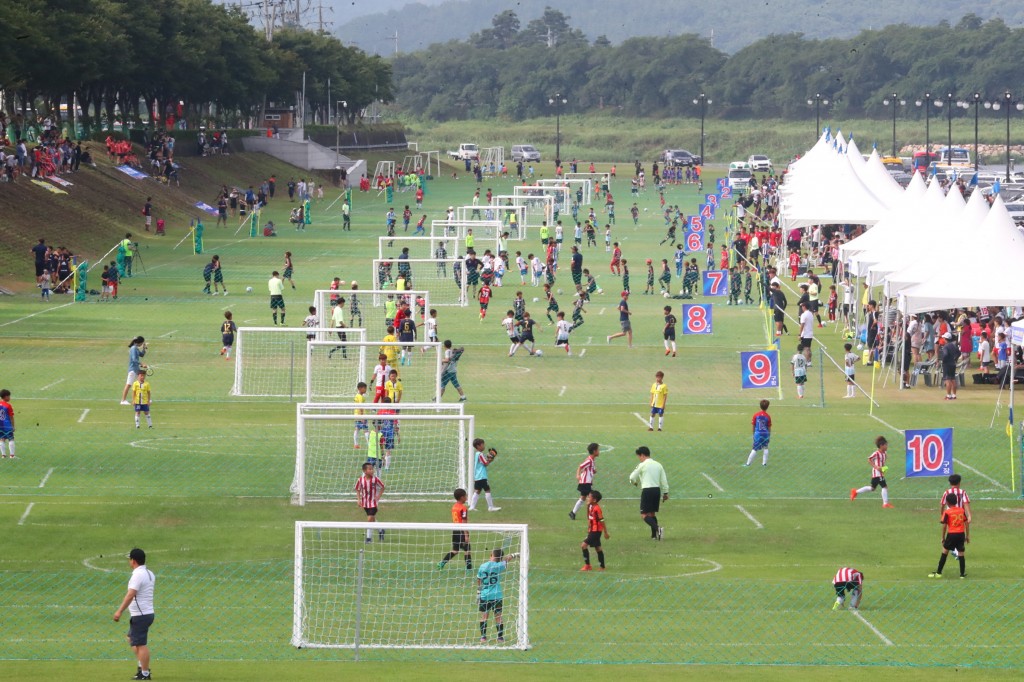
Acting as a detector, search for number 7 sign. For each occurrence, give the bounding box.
[703,270,728,296]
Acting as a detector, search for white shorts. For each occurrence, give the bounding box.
[126,371,138,385]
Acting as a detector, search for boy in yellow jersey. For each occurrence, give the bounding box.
[132,373,153,429]
[353,382,367,448]
[385,370,403,404]
[648,371,668,431]
[380,326,399,365]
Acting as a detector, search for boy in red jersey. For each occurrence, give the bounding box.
[850,436,893,507]
[438,488,473,570]
[569,443,600,520]
[831,566,863,610]
[929,492,969,578]
[478,282,492,321]
[579,490,609,571]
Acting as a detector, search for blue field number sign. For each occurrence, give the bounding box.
[682,304,713,334]
[702,270,728,296]
[905,428,953,478]
[740,350,779,389]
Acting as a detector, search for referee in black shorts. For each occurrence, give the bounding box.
[628,446,669,540]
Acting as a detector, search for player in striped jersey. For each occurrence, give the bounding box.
[941,474,971,558]
[438,488,472,570]
[929,492,969,578]
[850,436,894,507]
[354,462,385,543]
[831,566,863,610]
[569,443,600,520]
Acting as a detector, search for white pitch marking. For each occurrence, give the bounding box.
[954,458,1009,491]
[82,554,116,573]
[579,349,586,357]
[735,505,763,529]
[38,468,55,488]
[0,301,74,328]
[851,610,894,646]
[559,386,567,397]
[599,308,605,315]
[631,412,649,427]
[868,413,904,435]
[586,336,593,345]
[701,472,724,492]
[17,503,34,526]
[158,330,178,338]
[77,409,90,423]
[999,507,1024,513]
[39,378,65,391]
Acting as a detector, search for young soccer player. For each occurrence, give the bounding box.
[353,382,368,447]
[831,567,864,610]
[570,442,600,520]
[928,492,969,578]
[378,397,397,470]
[744,399,771,466]
[384,369,403,406]
[438,488,473,570]
[423,309,439,353]
[543,284,559,324]
[941,474,972,522]
[0,389,15,458]
[303,306,319,341]
[469,438,500,512]
[580,490,609,571]
[518,312,537,356]
[380,327,399,367]
[283,251,296,289]
[663,306,677,357]
[131,371,153,429]
[220,311,237,359]
[502,310,521,357]
[478,282,492,321]
[554,311,573,355]
[372,354,392,403]
[644,259,655,295]
[354,462,386,543]
[477,548,519,643]
[397,311,417,365]
[648,371,668,431]
[843,342,858,398]
[850,436,894,507]
[791,342,808,399]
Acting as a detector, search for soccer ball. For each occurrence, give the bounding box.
[532,297,539,302]
[663,292,670,298]
[643,207,648,212]
[557,288,563,295]
[534,349,543,357]
[856,343,864,351]
[246,286,253,293]
[598,289,603,294]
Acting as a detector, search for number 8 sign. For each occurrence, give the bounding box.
[682,304,713,334]
[904,428,953,478]
[703,270,728,296]
[740,351,779,389]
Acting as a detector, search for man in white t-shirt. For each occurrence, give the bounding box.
[799,302,815,363]
[113,548,156,680]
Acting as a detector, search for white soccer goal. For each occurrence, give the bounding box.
[231,327,367,398]
[293,403,469,504]
[378,236,464,261]
[565,171,611,192]
[513,185,571,213]
[371,259,467,306]
[401,154,424,174]
[430,220,504,246]
[480,146,505,175]
[305,340,442,403]
[372,161,395,179]
[539,178,592,204]
[490,194,551,230]
[293,521,529,650]
[312,289,431,338]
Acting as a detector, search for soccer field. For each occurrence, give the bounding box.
[2,164,1023,677]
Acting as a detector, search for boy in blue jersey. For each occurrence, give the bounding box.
[477,548,519,643]
[744,399,772,466]
[468,438,500,512]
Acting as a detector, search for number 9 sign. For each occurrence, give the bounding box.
[685,231,703,253]
[904,428,953,478]
[682,304,713,334]
[740,351,779,389]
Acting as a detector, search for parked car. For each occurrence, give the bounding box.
[446,143,479,161]
[662,149,700,167]
[747,154,772,172]
[727,161,753,193]
[510,144,541,163]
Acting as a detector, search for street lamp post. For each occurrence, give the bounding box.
[806,93,829,142]
[882,93,905,157]
[548,93,567,169]
[335,100,347,168]
[986,92,1024,182]
[692,93,711,164]
[915,93,935,165]
[958,94,981,171]
[943,92,955,164]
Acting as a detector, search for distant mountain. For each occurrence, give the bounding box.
[335,0,1024,54]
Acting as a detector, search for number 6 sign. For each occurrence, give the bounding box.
[904,428,953,478]
[682,304,713,334]
[740,351,779,389]
[685,230,703,253]
[702,270,728,296]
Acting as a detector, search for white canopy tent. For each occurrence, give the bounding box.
[853,146,906,208]
[839,173,929,275]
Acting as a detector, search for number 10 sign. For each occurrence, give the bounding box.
[904,428,953,478]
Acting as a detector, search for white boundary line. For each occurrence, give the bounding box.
[851,609,894,646]
[701,472,724,492]
[954,458,1010,491]
[579,348,586,357]
[0,301,75,327]
[39,378,65,391]
[558,386,567,397]
[38,468,54,488]
[734,504,763,529]
[158,329,178,338]
[17,503,34,526]
[868,413,904,434]
[631,412,649,427]
[77,409,90,423]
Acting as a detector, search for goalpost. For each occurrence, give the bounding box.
[565,171,611,193]
[372,161,395,180]
[513,185,571,213]
[312,289,431,338]
[378,236,464,261]
[293,521,529,651]
[490,194,551,232]
[538,178,592,205]
[293,402,470,504]
[401,154,424,174]
[304,340,442,403]
[430,219,504,244]
[231,327,367,398]
[480,146,504,175]
[371,259,467,306]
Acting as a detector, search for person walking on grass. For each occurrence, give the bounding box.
[120,337,147,405]
[629,446,668,540]
[113,548,155,681]
[606,291,633,348]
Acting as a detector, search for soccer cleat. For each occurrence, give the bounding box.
[928,572,942,578]
[497,637,505,643]
[960,574,967,579]
[832,600,841,611]
[882,503,894,508]
[849,488,858,501]
[133,673,152,680]
[665,349,671,356]
[219,348,226,356]
[488,507,502,512]
[437,561,446,570]
[672,352,676,357]
[120,400,130,405]
[459,396,468,402]
[580,565,593,571]
[568,511,576,520]
[364,537,372,544]
[657,526,664,541]
[657,428,662,432]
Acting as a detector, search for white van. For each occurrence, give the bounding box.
[727,162,753,193]
[511,144,541,163]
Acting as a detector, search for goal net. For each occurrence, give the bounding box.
[231,327,367,398]
[312,289,431,339]
[378,236,464,261]
[293,521,529,650]
[304,340,442,403]
[513,185,571,214]
[371,259,467,306]
[565,171,611,193]
[431,219,504,246]
[293,403,470,504]
[539,178,592,204]
[490,195,549,234]
[479,146,504,175]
